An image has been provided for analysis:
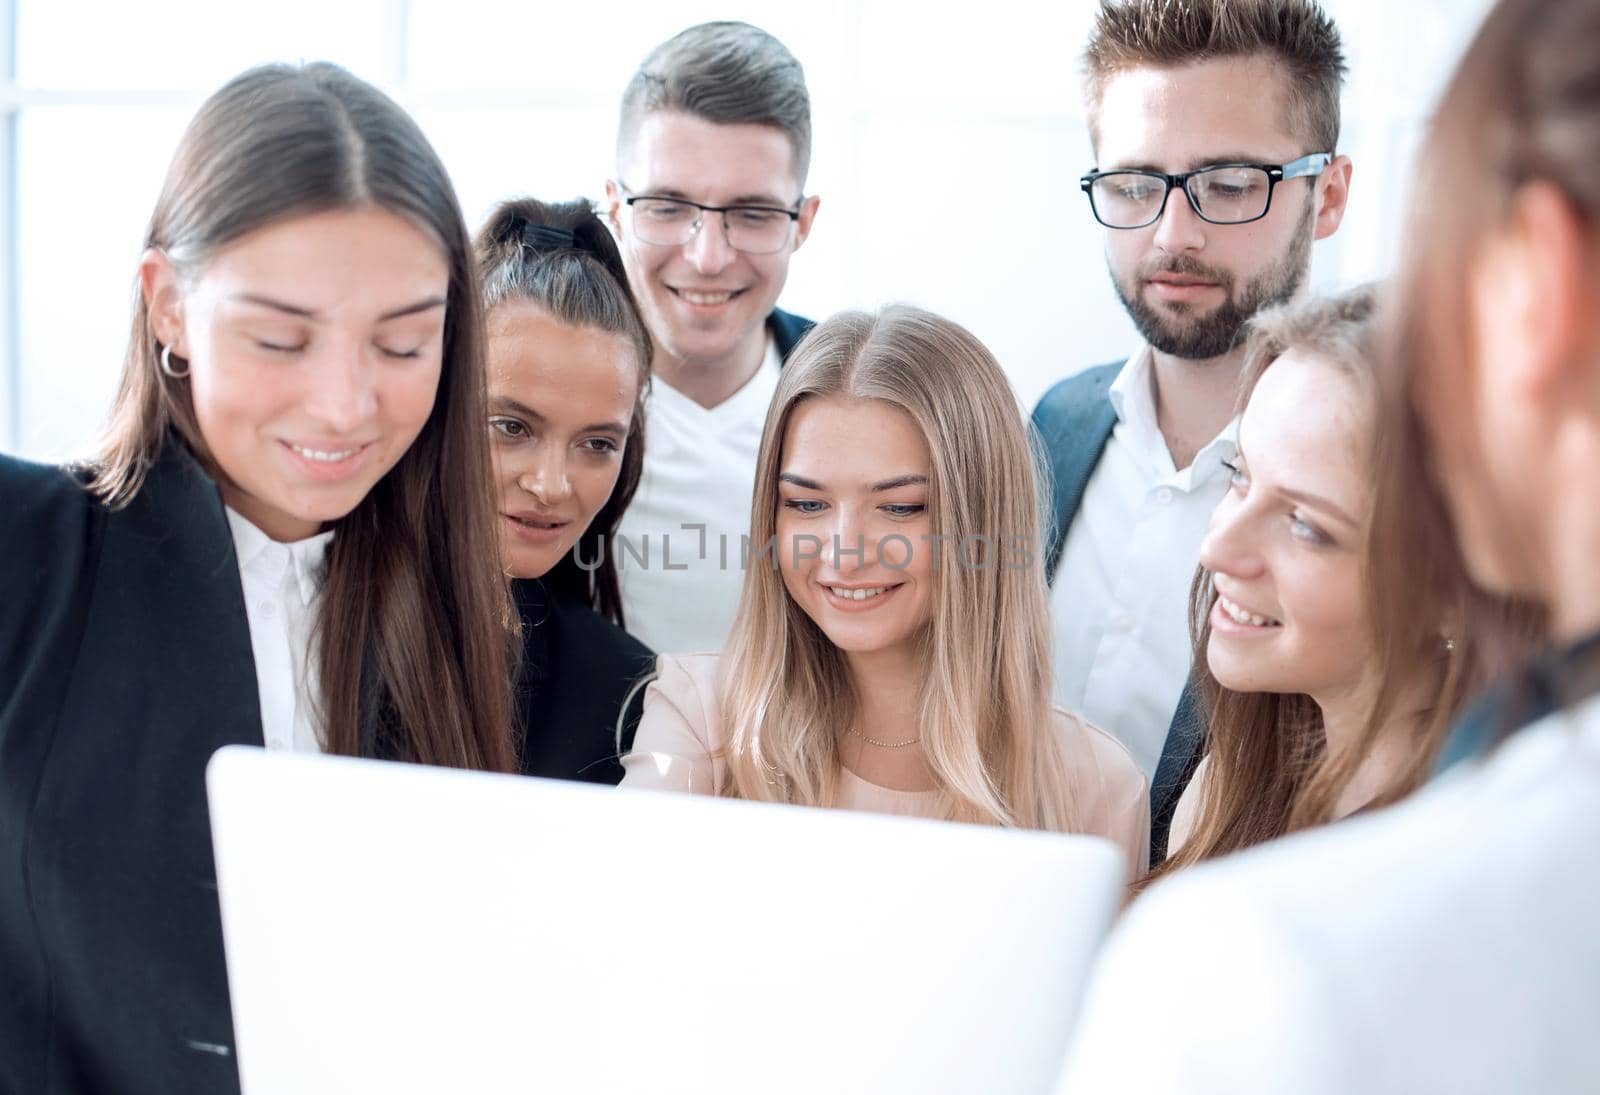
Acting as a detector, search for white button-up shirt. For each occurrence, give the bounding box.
[226,507,333,753]
[1049,346,1238,778]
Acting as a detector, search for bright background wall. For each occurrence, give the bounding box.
[0,0,1494,460]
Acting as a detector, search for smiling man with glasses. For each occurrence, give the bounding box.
[605,22,821,654]
[1031,0,1353,861]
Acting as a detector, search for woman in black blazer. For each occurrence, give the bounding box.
[0,64,517,1094]
[474,198,656,783]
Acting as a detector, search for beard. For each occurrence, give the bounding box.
[1112,196,1315,360]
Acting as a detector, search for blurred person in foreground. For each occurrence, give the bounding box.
[1056,0,1600,1091]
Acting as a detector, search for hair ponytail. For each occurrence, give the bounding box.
[473,198,653,626]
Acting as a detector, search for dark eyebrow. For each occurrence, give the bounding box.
[778,472,928,492]
[640,187,794,209]
[379,297,447,322]
[1185,153,1275,170]
[871,474,928,492]
[233,293,315,318]
[490,396,626,436]
[231,293,445,322]
[728,193,793,208]
[491,396,543,421]
[1106,154,1278,174]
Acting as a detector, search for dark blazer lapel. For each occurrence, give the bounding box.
[30,440,260,1088]
[1148,684,1205,866]
[1031,362,1122,582]
[768,308,815,364]
[69,440,264,755]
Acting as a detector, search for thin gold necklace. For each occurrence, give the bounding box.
[846,726,921,749]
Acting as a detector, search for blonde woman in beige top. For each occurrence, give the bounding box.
[621,306,1149,880]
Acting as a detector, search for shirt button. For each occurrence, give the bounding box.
[258,600,276,618]
[1155,487,1175,505]
[1112,611,1135,632]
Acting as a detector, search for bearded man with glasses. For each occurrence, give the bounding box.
[1031,0,1353,864]
[604,22,821,655]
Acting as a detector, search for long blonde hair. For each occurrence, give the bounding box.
[717,305,1079,830]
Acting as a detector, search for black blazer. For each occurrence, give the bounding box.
[769,307,814,362]
[513,579,655,785]
[1,443,260,1094]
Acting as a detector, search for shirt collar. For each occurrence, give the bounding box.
[1106,343,1153,428]
[225,506,334,605]
[1108,343,1239,483]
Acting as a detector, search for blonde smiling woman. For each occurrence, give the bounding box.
[622,305,1149,879]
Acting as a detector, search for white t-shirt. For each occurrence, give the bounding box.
[1055,694,1600,1095]
[1049,346,1238,777]
[616,337,782,654]
[226,507,332,753]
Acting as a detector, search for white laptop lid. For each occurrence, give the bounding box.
[207,745,1122,1095]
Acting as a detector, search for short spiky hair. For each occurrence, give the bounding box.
[618,21,812,188]
[1083,0,1347,153]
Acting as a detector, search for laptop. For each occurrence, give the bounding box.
[207,745,1123,1095]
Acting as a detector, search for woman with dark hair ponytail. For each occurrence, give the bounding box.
[474,197,655,783]
[0,63,517,1094]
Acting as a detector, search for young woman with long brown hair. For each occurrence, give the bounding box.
[1151,285,1533,882]
[621,305,1148,875]
[1059,1,1600,1089]
[0,63,515,1094]
[474,197,655,783]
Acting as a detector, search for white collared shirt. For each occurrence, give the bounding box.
[1049,345,1238,778]
[226,507,334,753]
[616,336,782,654]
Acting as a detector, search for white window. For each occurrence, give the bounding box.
[1,0,1496,460]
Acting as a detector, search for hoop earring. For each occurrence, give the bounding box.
[159,343,190,379]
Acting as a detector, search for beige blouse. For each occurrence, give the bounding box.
[620,652,1151,880]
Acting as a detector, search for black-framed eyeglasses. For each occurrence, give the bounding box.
[1079,152,1333,229]
[616,183,802,254]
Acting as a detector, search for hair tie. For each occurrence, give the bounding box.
[522,222,577,251]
